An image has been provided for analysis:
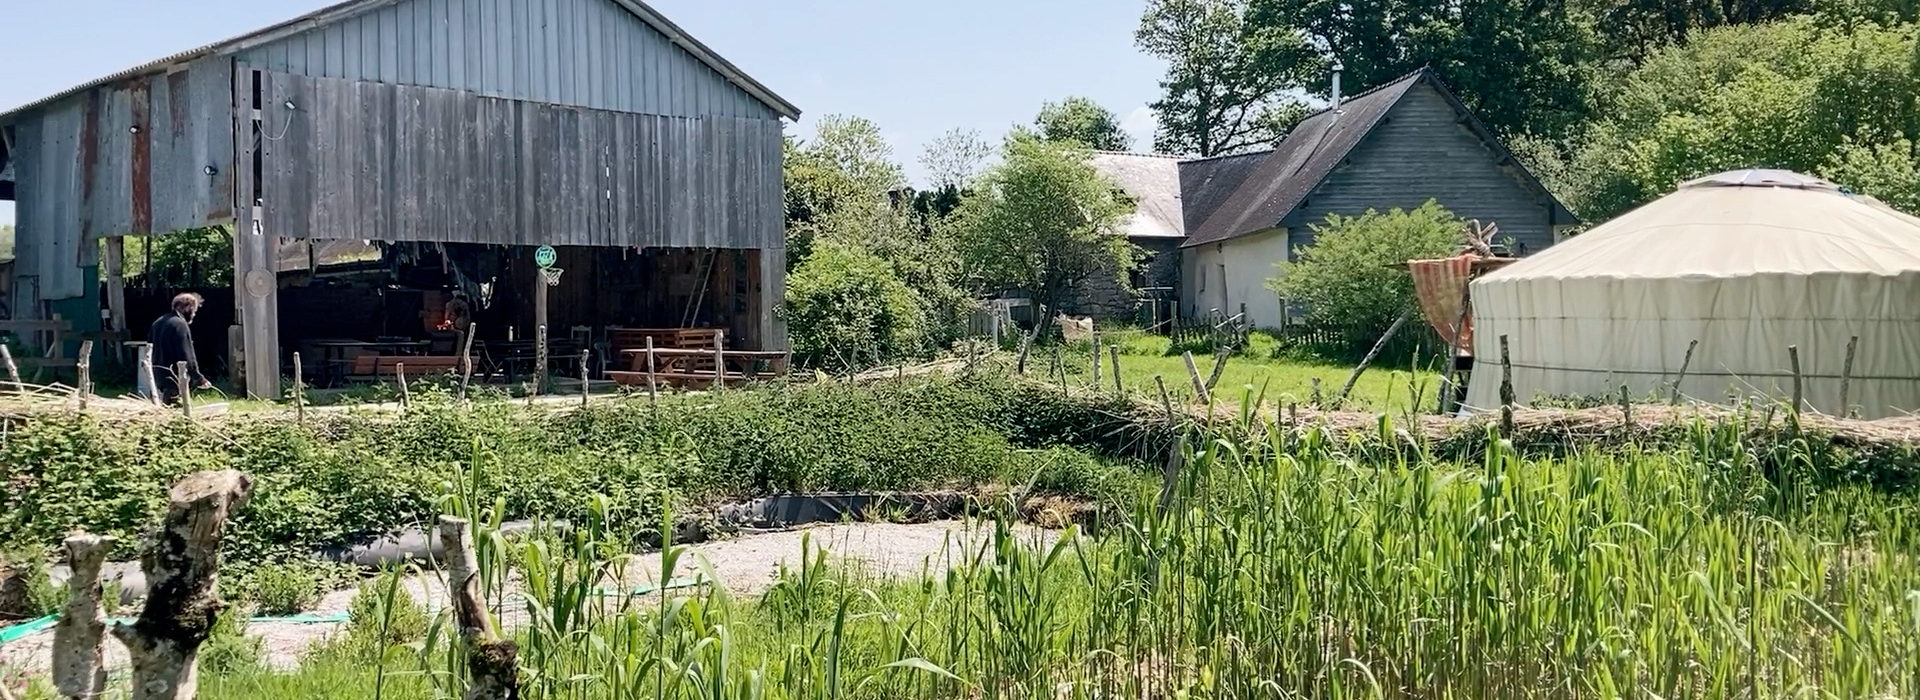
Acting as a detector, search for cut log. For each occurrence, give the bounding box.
[55,533,114,700]
[109,471,253,700]
[438,516,520,700]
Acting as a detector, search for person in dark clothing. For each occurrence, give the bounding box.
[149,293,211,405]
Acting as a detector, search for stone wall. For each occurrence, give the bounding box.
[1063,237,1183,322]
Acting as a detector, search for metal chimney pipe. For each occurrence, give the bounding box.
[1331,61,1344,112]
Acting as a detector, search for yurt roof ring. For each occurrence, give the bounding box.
[1681,169,1843,192]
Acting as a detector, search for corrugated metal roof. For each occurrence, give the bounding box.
[0,0,800,123]
[1181,70,1423,249]
[1086,151,1185,239]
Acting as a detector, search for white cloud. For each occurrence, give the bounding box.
[1120,105,1157,153]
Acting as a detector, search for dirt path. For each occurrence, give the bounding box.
[2,520,1058,674]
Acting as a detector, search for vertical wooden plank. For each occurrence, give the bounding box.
[235,64,281,400]
[104,238,126,336]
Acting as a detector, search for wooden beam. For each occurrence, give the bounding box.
[104,237,126,336]
[757,247,786,351]
[234,65,280,400]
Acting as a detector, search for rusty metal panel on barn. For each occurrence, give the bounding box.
[237,0,777,121]
[148,57,238,231]
[257,69,782,250]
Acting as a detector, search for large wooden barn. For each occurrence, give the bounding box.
[0,0,798,398]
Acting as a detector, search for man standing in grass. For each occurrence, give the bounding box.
[149,292,212,405]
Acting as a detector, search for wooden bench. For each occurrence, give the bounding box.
[343,355,465,382]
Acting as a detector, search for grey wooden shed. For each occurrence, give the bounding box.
[0,0,799,399]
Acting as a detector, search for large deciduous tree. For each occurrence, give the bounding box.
[1244,0,1604,139]
[1035,97,1133,151]
[956,135,1138,322]
[1136,0,1319,156]
[1561,17,1920,218]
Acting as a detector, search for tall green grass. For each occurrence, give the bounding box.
[199,401,1920,700]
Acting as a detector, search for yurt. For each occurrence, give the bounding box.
[1464,169,1920,418]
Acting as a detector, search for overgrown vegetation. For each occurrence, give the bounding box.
[0,375,1156,565]
[192,403,1920,699]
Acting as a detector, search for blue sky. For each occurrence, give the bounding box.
[0,0,1168,226]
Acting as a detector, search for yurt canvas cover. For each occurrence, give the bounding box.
[1464,170,1920,418]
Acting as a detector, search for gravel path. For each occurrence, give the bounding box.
[1,520,1058,673]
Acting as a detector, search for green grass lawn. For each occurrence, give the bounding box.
[1034,330,1444,414]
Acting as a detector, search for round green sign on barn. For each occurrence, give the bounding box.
[534,246,557,268]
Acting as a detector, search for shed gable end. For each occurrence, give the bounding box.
[1283,81,1557,256]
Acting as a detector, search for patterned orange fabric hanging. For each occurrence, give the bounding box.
[1409,254,1476,354]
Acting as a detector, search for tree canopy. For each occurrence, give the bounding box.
[955,134,1138,317]
[1558,16,1920,218]
[1034,97,1133,151]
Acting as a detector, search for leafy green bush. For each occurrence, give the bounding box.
[199,605,265,677]
[1267,201,1460,356]
[341,569,430,662]
[0,376,1157,562]
[783,242,928,370]
[227,560,353,616]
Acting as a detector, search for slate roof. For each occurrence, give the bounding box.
[1176,151,1267,235]
[1181,70,1425,249]
[1086,152,1187,239]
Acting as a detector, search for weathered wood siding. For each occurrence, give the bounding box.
[4,57,234,303]
[255,69,783,249]
[1282,81,1558,256]
[239,0,779,121]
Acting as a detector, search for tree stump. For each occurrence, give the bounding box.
[438,516,520,700]
[54,533,114,700]
[110,471,253,700]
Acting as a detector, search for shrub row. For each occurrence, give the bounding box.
[0,375,1156,564]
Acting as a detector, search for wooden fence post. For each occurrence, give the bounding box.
[139,343,161,407]
[1334,307,1412,408]
[1108,345,1124,394]
[292,352,305,422]
[1498,335,1514,438]
[580,351,591,406]
[397,363,410,408]
[1788,345,1803,418]
[110,470,253,700]
[1841,335,1858,418]
[1671,339,1699,405]
[438,516,520,700]
[644,336,659,409]
[54,533,113,700]
[459,324,478,402]
[1205,348,1231,392]
[714,330,727,390]
[176,362,192,419]
[534,325,549,396]
[1091,332,1102,389]
[76,340,93,412]
[0,344,21,395]
[1181,351,1209,404]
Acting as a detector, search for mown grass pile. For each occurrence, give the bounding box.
[0,375,1153,565]
[186,407,1920,700]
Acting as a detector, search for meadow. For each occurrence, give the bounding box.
[191,404,1920,699]
[1048,326,1444,413]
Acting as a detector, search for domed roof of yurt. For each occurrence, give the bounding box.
[1464,169,1920,418]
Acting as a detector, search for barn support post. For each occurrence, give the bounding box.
[104,237,127,339]
[757,247,787,351]
[234,65,280,401]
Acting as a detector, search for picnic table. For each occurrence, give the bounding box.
[308,340,431,386]
[610,347,790,389]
